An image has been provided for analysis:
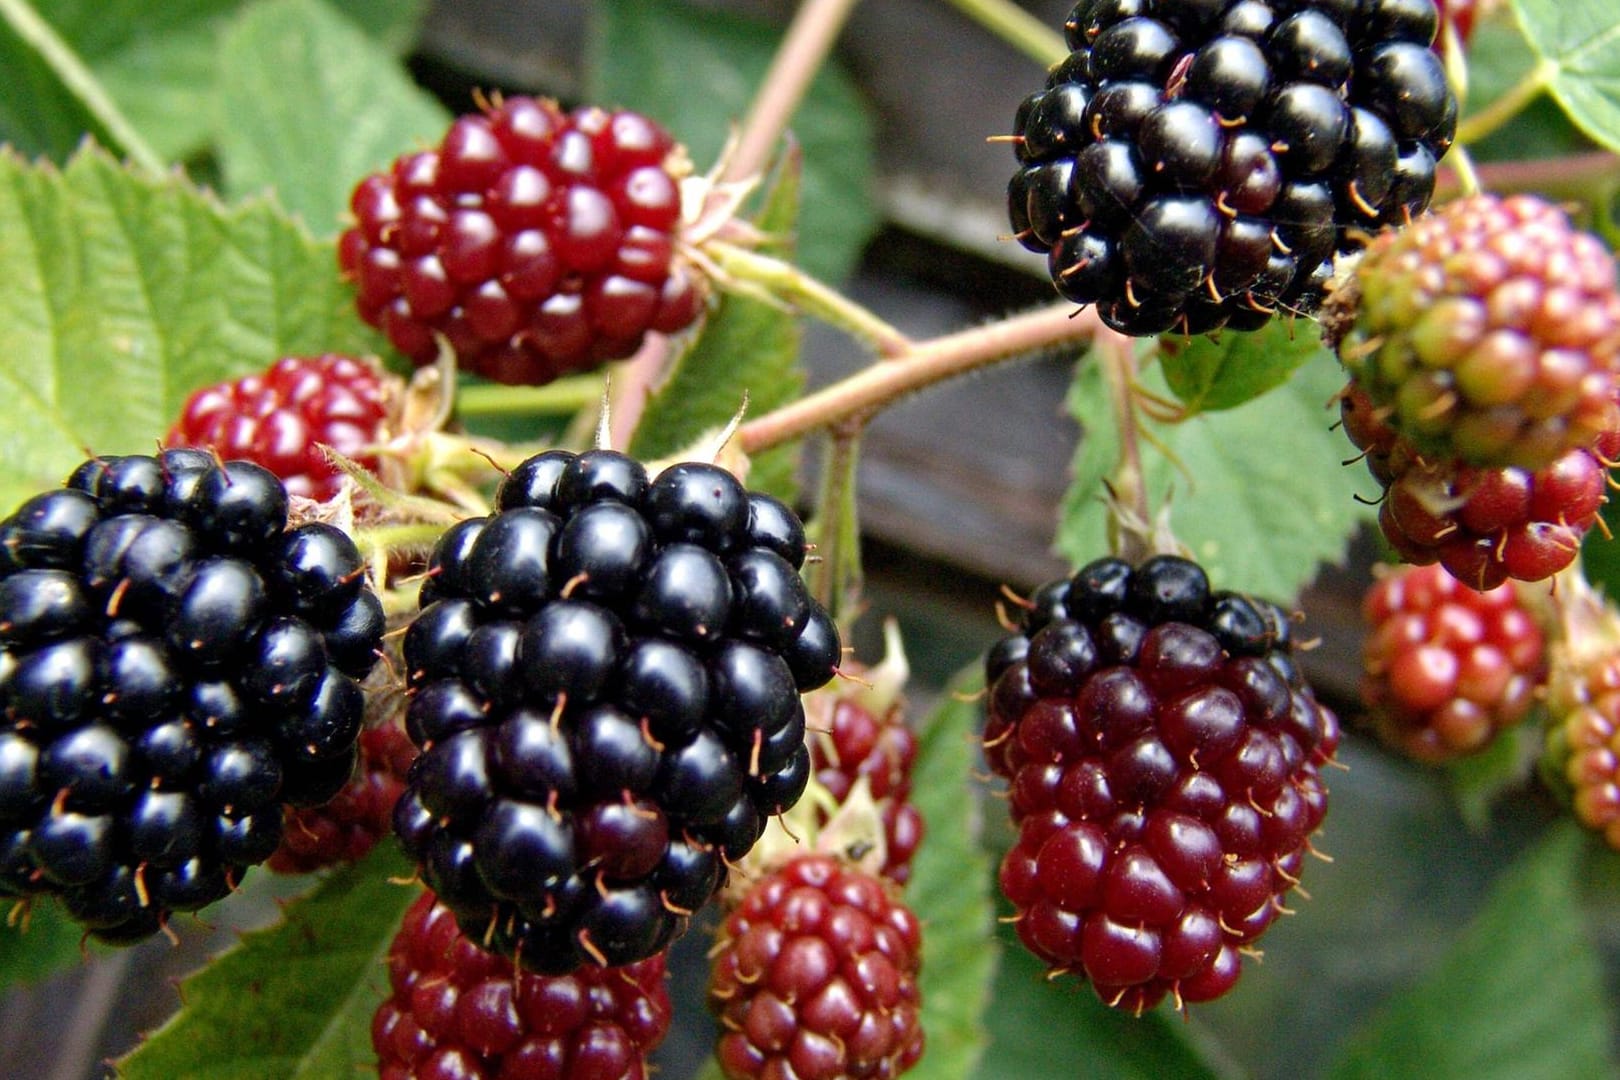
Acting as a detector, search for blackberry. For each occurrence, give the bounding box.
[1009,0,1456,334]
[374,888,671,1080]
[396,450,838,974]
[339,98,706,386]
[982,555,1339,1009]
[1341,382,1616,589]
[1328,195,1620,471]
[166,355,397,502]
[0,452,383,940]
[1360,563,1544,762]
[707,853,925,1080]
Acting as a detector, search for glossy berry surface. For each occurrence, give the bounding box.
[166,354,395,502]
[1341,382,1615,589]
[339,97,705,386]
[807,683,924,886]
[374,889,671,1080]
[1360,563,1544,762]
[269,719,416,874]
[397,449,838,974]
[1009,0,1456,335]
[982,555,1339,1009]
[0,452,383,940]
[708,854,924,1080]
[1330,194,1620,471]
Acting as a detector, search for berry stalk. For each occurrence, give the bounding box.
[938,0,1067,67]
[704,240,912,356]
[1454,59,1554,147]
[453,375,605,420]
[724,0,865,184]
[737,301,1102,452]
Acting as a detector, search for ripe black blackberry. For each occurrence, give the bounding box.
[0,451,383,941]
[1009,0,1456,335]
[396,450,839,974]
[982,555,1339,1009]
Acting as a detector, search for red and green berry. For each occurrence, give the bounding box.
[1360,563,1545,762]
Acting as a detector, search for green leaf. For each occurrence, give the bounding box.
[0,898,105,991]
[976,937,1236,1080]
[216,0,448,235]
[629,148,806,503]
[1511,0,1620,154]
[1330,825,1620,1080]
[1057,348,1375,602]
[906,673,998,1080]
[1463,16,1590,162]
[588,0,878,284]
[1582,498,1620,597]
[1444,723,1538,833]
[1,0,425,164]
[1159,318,1328,415]
[0,145,384,515]
[117,845,419,1080]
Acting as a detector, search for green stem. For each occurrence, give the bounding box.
[938,0,1068,67]
[1437,150,1620,203]
[353,521,455,554]
[705,240,912,356]
[1448,144,1483,197]
[0,0,165,175]
[1455,59,1553,147]
[807,423,865,620]
[454,376,603,420]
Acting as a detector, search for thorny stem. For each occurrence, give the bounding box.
[0,0,165,175]
[737,302,1101,453]
[724,0,864,184]
[1454,59,1554,147]
[807,422,866,620]
[938,0,1068,67]
[705,240,912,357]
[608,335,673,451]
[1448,144,1483,198]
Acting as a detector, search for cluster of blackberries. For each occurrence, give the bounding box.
[1009,0,1456,335]
[982,555,1338,1009]
[0,451,383,941]
[393,448,840,974]
[340,97,705,387]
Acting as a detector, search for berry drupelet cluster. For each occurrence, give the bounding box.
[374,889,672,1080]
[1340,382,1616,589]
[268,719,416,874]
[0,451,384,941]
[1008,0,1456,335]
[1333,195,1620,472]
[339,97,706,386]
[393,448,841,974]
[1360,563,1544,762]
[166,354,394,503]
[982,555,1339,1010]
[707,853,925,1080]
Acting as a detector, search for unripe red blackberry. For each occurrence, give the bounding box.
[708,853,924,1080]
[1360,563,1544,762]
[0,451,384,940]
[339,98,706,386]
[1538,580,1620,850]
[1329,194,1620,470]
[374,889,671,1080]
[166,354,396,502]
[982,555,1339,1009]
[1008,0,1457,335]
[806,622,923,885]
[395,450,839,974]
[1340,382,1616,589]
[268,719,415,874]
[1434,0,1482,49]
